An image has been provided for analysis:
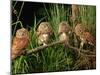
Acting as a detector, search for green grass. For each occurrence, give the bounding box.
[12,2,96,74]
[79,5,96,36]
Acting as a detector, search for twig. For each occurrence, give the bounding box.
[13,2,24,37]
[71,4,79,47]
[12,21,23,27]
[17,2,24,21]
[80,53,96,57]
[13,1,17,8]
[22,40,95,55]
[68,45,96,55]
[24,40,64,55]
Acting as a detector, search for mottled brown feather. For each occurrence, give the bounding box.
[12,28,29,59]
[37,22,53,36]
[82,32,96,46]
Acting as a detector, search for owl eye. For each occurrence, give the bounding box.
[17,32,22,36]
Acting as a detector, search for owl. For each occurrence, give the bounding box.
[58,21,71,45]
[74,23,96,49]
[36,22,53,46]
[12,28,29,59]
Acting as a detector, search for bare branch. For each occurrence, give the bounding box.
[68,45,96,55]
[23,40,96,56]
[80,53,96,57]
[25,40,64,54]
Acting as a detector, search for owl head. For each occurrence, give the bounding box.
[16,28,29,38]
[58,21,71,35]
[74,23,87,37]
[37,22,53,36]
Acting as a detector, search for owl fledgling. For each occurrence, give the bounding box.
[74,23,96,49]
[58,21,71,45]
[36,22,53,46]
[12,28,29,59]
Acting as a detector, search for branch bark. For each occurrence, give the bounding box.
[23,40,95,56]
[24,40,64,54]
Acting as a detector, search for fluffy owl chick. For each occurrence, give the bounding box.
[58,21,71,45]
[74,24,95,49]
[12,28,29,59]
[37,22,53,46]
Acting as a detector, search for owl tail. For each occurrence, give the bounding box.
[12,53,18,60]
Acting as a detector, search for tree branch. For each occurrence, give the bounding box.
[68,44,96,55]
[23,40,95,56]
[24,40,64,54]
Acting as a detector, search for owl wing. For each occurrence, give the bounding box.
[84,32,96,46]
[12,37,29,59]
[12,37,29,50]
